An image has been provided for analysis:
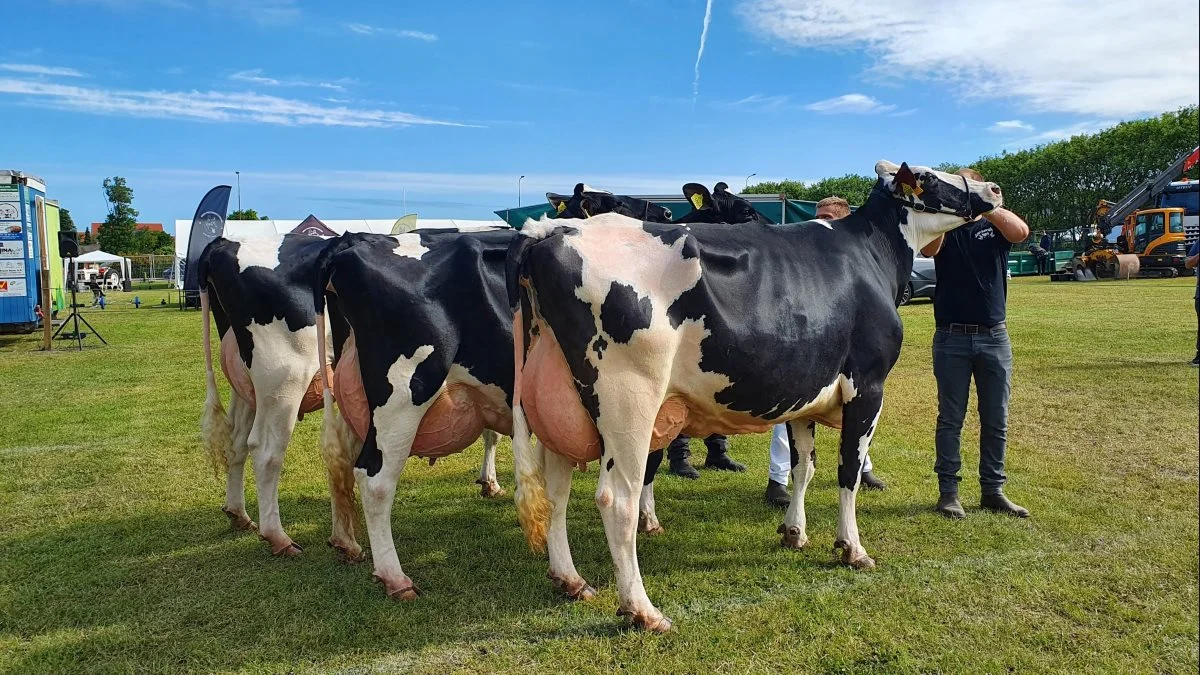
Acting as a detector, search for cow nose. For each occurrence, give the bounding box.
[989,184,1002,195]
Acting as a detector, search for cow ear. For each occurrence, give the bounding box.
[894,163,918,189]
[573,183,586,197]
[547,193,566,213]
[682,183,713,211]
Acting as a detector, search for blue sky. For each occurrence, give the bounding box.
[3,0,1197,233]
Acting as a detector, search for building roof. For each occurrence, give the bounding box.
[88,222,165,235]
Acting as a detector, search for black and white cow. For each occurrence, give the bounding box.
[313,228,517,599]
[198,230,504,562]
[508,161,1004,631]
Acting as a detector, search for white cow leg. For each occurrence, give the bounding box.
[835,391,883,570]
[222,391,257,532]
[779,419,816,549]
[544,441,595,601]
[476,429,505,498]
[595,422,669,632]
[248,394,305,556]
[357,406,424,600]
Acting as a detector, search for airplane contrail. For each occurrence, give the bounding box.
[692,0,714,103]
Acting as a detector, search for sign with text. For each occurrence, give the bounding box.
[0,278,27,297]
[0,240,24,259]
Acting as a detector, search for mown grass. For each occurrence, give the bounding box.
[1,278,1197,674]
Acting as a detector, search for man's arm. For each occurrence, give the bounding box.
[984,207,1030,243]
[921,235,944,257]
[1186,242,1199,269]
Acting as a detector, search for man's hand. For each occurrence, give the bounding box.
[1186,254,1199,270]
[984,207,1030,243]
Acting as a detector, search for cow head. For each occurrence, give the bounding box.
[548,183,673,223]
[875,160,1003,249]
[677,182,772,224]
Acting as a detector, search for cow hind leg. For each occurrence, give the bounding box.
[222,391,257,532]
[321,399,365,563]
[357,409,424,600]
[594,400,669,632]
[543,441,595,601]
[638,449,665,536]
[779,419,816,550]
[834,391,883,570]
[248,394,305,557]
[475,429,505,498]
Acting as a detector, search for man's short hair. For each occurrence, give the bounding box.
[815,196,851,219]
[956,167,984,182]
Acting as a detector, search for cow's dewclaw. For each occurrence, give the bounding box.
[549,573,597,601]
[638,513,665,536]
[374,573,422,601]
[328,538,366,564]
[476,478,506,498]
[618,608,673,633]
[778,523,808,550]
[222,507,257,532]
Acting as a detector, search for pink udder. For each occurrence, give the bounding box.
[523,330,688,464]
[219,330,331,414]
[334,336,370,440]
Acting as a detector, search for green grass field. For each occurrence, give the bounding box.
[1,278,1197,674]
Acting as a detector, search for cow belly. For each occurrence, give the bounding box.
[523,330,688,464]
[220,330,331,415]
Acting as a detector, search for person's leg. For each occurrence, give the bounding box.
[860,452,887,490]
[766,424,792,506]
[933,330,973,518]
[666,434,698,479]
[703,434,745,471]
[974,327,1029,517]
[1192,294,1199,365]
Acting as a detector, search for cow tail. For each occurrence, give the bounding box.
[316,307,360,542]
[199,286,232,478]
[512,306,550,553]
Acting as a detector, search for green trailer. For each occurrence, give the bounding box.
[495,192,823,228]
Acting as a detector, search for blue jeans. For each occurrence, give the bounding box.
[933,327,1012,495]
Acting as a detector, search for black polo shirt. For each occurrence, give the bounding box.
[933,217,1012,326]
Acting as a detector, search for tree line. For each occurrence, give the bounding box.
[745,106,1199,248]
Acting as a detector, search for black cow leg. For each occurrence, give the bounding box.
[639,449,665,535]
[833,390,883,570]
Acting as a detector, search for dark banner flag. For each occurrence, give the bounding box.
[182,185,232,296]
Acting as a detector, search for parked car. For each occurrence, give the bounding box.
[901,256,937,305]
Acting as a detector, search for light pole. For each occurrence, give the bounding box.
[745,173,756,191]
[235,171,242,212]
[518,175,525,207]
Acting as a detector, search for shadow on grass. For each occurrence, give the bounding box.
[0,465,820,671]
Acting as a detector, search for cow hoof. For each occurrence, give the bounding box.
[549,573,597,602]
[638,514,665,536]
[618,608,673,633]
[476,479,506,498]
[273,542,304,557]
[833,540,875,570]
[328,539,366,564]
[221,508,258,532]
[374,573,422,601]
[777,524,808,550]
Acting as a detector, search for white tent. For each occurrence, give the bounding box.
[73,250,131,283]
[172,217,509,289]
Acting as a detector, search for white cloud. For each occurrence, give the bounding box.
[692,0,714,102]
[345,22,438,42]
[719,94,791,111]
[1006,119,1118,147]
[0,77,475,128]
[738,0,1200,117]
[804,93,895,114]
[0,63,85,78]
[229,69,355,92]
[989,119,1035,133]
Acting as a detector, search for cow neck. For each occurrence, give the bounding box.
[853,187,916,301]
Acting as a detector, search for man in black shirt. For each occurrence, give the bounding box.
[921,167,1031,519]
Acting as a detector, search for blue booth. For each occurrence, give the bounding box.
[0,170,47,334]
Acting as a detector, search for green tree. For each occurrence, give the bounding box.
[59,207,76,233]
[745,173,876,206]
[228,208,269,220]
[81,229,93,245]
[98,177,139,254]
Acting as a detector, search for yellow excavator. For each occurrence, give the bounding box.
[1059,146,1200,281]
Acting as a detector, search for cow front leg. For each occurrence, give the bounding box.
[248,395,305,556]
[543,441,595,601]
[475,429,505,498]
[779,419,816,550]
[596,425,670,633]
[638,449,665,535]
[835,391,883,570]
[222,391,257,532]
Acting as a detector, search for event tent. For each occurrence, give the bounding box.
[171,218,508,289]
[72,250,131,283]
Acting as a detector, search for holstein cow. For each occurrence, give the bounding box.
[198,230,504,562]
[313,228,518,599]
[508,161,1004,631]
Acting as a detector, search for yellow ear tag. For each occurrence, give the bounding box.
[912,184,924,197]
[555,201,566,214]
[690,193,705,210]
[900,183,914,197]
